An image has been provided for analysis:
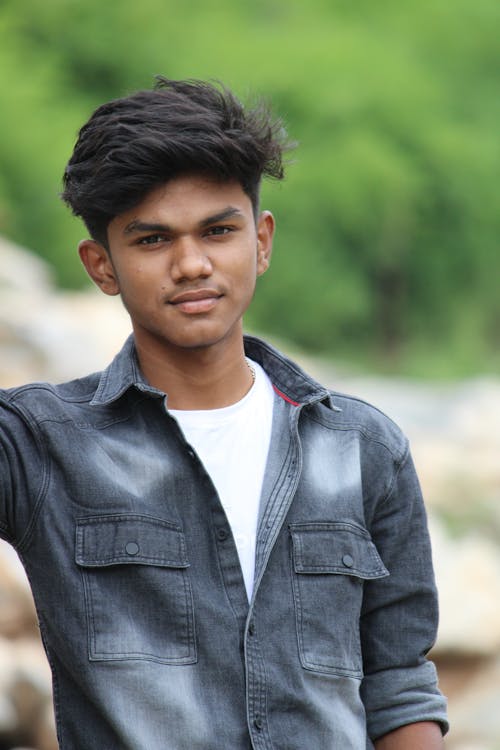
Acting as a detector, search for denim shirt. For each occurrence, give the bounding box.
[0,335,448,749]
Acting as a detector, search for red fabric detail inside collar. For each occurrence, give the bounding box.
[272,384,301,407]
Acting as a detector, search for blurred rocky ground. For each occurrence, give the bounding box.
[1,236,500,749]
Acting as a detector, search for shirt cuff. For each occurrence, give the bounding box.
[362,661,449,740]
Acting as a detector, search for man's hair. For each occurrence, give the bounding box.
[62,77,293,245]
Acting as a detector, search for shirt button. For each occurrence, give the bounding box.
[254,715,263,730]
[217,528,229,541]
[342,554,354,568]
[126,542,140,556]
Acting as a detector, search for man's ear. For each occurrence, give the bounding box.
[78,240,120,296]
[256,210,275,277]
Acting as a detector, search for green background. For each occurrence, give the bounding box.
[1,0,498,376]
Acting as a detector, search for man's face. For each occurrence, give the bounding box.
[79,175,274,360]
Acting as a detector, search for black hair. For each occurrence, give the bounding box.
[62,77,293,245]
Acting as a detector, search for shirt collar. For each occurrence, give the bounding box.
[90,333,340,412]
[90,335,165,406]
[243,335,340,411]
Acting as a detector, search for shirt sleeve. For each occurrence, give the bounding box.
[0,394,45,546]
[360,444,449,740]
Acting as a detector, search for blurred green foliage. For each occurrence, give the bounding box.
[0,0,499,376]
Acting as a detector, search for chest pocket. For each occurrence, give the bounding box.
[76,514,196,664]
[290,522,388,678]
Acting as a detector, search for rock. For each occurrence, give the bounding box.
[0,546,38,640]
[0,235,131,386]
[442,656,500,748]
[0,543,56,749]
[0,639,17,732]
[0,236,54,294]
[0,636,56,750]
[430,518,500,656]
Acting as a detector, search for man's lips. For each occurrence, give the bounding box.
[168,288,222,314]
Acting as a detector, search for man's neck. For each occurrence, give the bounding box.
[134,336,254,410]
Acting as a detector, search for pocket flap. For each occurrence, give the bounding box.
[290,522,389,579]
[76,514,189,568]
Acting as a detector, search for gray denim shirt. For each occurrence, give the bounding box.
[0,335,448,749]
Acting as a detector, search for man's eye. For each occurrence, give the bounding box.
[138,234,166,245]
[206,226,232,237]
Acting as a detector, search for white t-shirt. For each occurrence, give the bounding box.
[169,359,274,600]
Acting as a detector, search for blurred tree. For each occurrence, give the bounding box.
[0,0,498,375]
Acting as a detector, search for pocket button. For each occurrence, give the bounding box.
[342,554,354,568]
[125,541,140,556]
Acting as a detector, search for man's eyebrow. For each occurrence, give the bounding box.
[123,207,245,236]
[198,206,245,227]
[123,220,171,235]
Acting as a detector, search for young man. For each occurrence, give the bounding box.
[0,78,447,748]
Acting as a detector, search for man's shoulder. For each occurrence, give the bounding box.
[304,388,409,462]
[0,335,138,422]
[0,371,103,421]
[246,335,408,460]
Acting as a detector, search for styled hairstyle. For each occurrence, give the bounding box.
[62,77,293,245]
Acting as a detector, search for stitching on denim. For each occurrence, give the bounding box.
[290,544,365,678]
[305,410,406,462]
[84,564,197,664]
[290,524,389,578]
[253,404,302,598]
[290,542,364,678]
[378,442,411,510]
[3,400,51,555]
[12,388,153,429]
[76,515,188,566]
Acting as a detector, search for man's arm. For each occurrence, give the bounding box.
[0,395,45,544]
[360,441,448,739]
[374,721,444,749]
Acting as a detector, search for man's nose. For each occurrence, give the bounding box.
[170,237,213,282]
